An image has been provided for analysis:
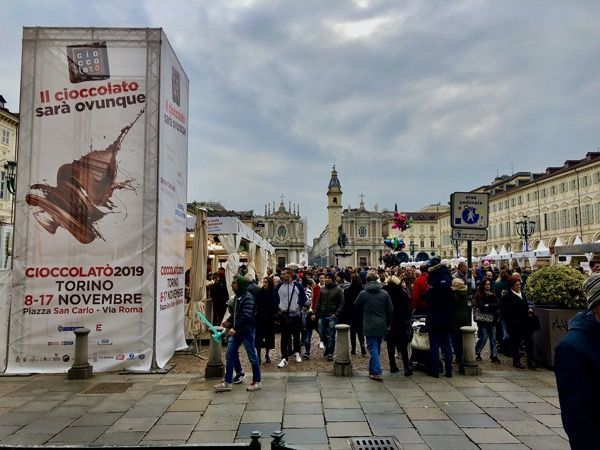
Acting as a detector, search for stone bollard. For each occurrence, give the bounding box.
[459,325,481,376]
[68,328,93,379]
[333,324,352,376]
[205,326,225,378]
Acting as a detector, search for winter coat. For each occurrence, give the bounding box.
[500,289,530,336]
[355,281,393,337]
[226,279,256,335]
[450,284,472,331]
[383,282,412,342]
[211,278,229,306]
[340,283,363,326]
[555,311,600,450]
[422,264,453,334]
[474,290,499,324]
[275,281,307,317]
[316,283,344,318]
[411,272,428,313]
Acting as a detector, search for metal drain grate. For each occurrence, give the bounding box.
[351,437,400,450]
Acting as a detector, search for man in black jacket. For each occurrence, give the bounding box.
[215,276,262,392]
[555,273,600,450]
[314,272,344,360]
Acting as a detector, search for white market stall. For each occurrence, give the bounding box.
[184,215,274,338]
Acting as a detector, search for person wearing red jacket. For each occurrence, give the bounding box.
[411,263,429,315]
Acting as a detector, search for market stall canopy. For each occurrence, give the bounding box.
[534,240,550,257]
[485,246,499,260]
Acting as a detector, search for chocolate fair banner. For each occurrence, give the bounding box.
[155,36,189,367]
[7,28,188,373]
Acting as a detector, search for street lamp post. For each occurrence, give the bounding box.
[408,240,417,261]
[515,215,536,252]
[451,238,462,259]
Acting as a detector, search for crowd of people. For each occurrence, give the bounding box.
[207,257,555,390]
[204,257,600,449]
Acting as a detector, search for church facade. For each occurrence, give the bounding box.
[310,167,444,267]
[256,199,306,268]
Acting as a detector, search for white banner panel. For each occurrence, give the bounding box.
[155,33,189,367]
[7,28,162,373]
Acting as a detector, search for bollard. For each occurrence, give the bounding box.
[459,325,481,375]
[333,324,352,376]
[68,328,93,379]
[205,326,225,378]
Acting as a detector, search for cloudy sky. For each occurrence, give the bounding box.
[2,1,600,242]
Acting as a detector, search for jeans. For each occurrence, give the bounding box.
[475,323,498,358]
[429,331,453,375]
[318,316,338,356]
[301,328,312,355]
[366,336,383,376]
[450,330,464,365]
[224,330,261,384]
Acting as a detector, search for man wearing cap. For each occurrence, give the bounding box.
[554,274,600,449]
[314,272,344,360]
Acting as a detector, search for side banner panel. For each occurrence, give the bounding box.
[0,270,11,372]
[155,34,189,367]
[7,29,157,372]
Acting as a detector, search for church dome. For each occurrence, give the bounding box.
[328,166,341,189]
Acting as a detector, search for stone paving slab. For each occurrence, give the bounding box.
[156,411,202,425]
[403,406,448,420]
[242,410,283,423]
[518,434,570,449]
[91,431,145,445]
[0,432,56,445]
[326,421,372,437]
[143,424,195,441]
[188,430,236,443]
[421,434,479,449]
[281,428,328,444]
[448,413,501,428]
[413,419,464,436]
[283,413,324,428]
[498,420,555,436]
[464,427,521,444]
[48,426,109,444]
[324,408,366,422]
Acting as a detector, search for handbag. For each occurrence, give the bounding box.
[473,308,494,324]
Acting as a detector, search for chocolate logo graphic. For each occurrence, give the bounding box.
[26,109,144,244]
[67,42,110,84]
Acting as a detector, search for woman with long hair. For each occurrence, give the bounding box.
[474,279,501,363]
[383,275,413,376]
[254,277,276,364]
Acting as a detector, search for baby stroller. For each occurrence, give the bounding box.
[410,315,430,371]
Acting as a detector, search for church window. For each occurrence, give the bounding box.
[277,225,287,238]
[358,226,367,237]
[333,197,337,204]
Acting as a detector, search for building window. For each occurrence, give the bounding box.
[504,199,509,208]
[550,185,556,195]
[582,175,591,187]
[0,172,9,200]
[430,240,435,248]
[572,207,580,227]
[430,225,434,232]
[560,182,567,193]
[277,225,287,238]
[583,204,594,225]
[1,129,9,145]
[493,204,497,212]
[499,223,504,238]
[511,198,516,207]
[571,179,577,190]
[358,225,367,238]
[332,197,337,204]
[596,203,600,223]
[595,172,600,184]
[560,209,570,228]
[518,195,522,205]
[551,211,558,230]
[420,240,424,248]
[359,256,367,266]
[541,188,547,198]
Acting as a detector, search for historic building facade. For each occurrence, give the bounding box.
[311,167,444,267]
[437,152,600,260]
[257,200,306,268]
[0,96,18,268]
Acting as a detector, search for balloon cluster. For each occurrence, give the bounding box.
[391,211,413,232]
[384,235,405,251]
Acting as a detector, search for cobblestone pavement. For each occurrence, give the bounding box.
[0,332,569,450]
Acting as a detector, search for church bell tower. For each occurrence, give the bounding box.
[327,165,343,250]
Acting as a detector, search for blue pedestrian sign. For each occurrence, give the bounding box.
[450,192,489,229]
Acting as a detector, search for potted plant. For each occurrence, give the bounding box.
[524,265,587,367]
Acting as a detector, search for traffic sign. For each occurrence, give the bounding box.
[450,192,489,229]
[452,228,488,241]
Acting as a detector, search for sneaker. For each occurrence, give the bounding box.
[476,355,482,361]
[277,358,288,369]
[326,354,334,362]
[302,353,311,360]
[294,352,302,363]
[369,374,383,381]
[491,356,501,364]
[246,382,262,392]
[214,382,232,392]
[319,341,325,349]
[361,347,367,356]
[232,372,246,384]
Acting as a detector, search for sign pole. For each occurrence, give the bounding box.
[467,240,473,268]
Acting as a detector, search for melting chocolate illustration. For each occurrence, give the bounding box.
[26,109,144,244]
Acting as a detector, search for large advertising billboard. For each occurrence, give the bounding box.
[7,28,187,373]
